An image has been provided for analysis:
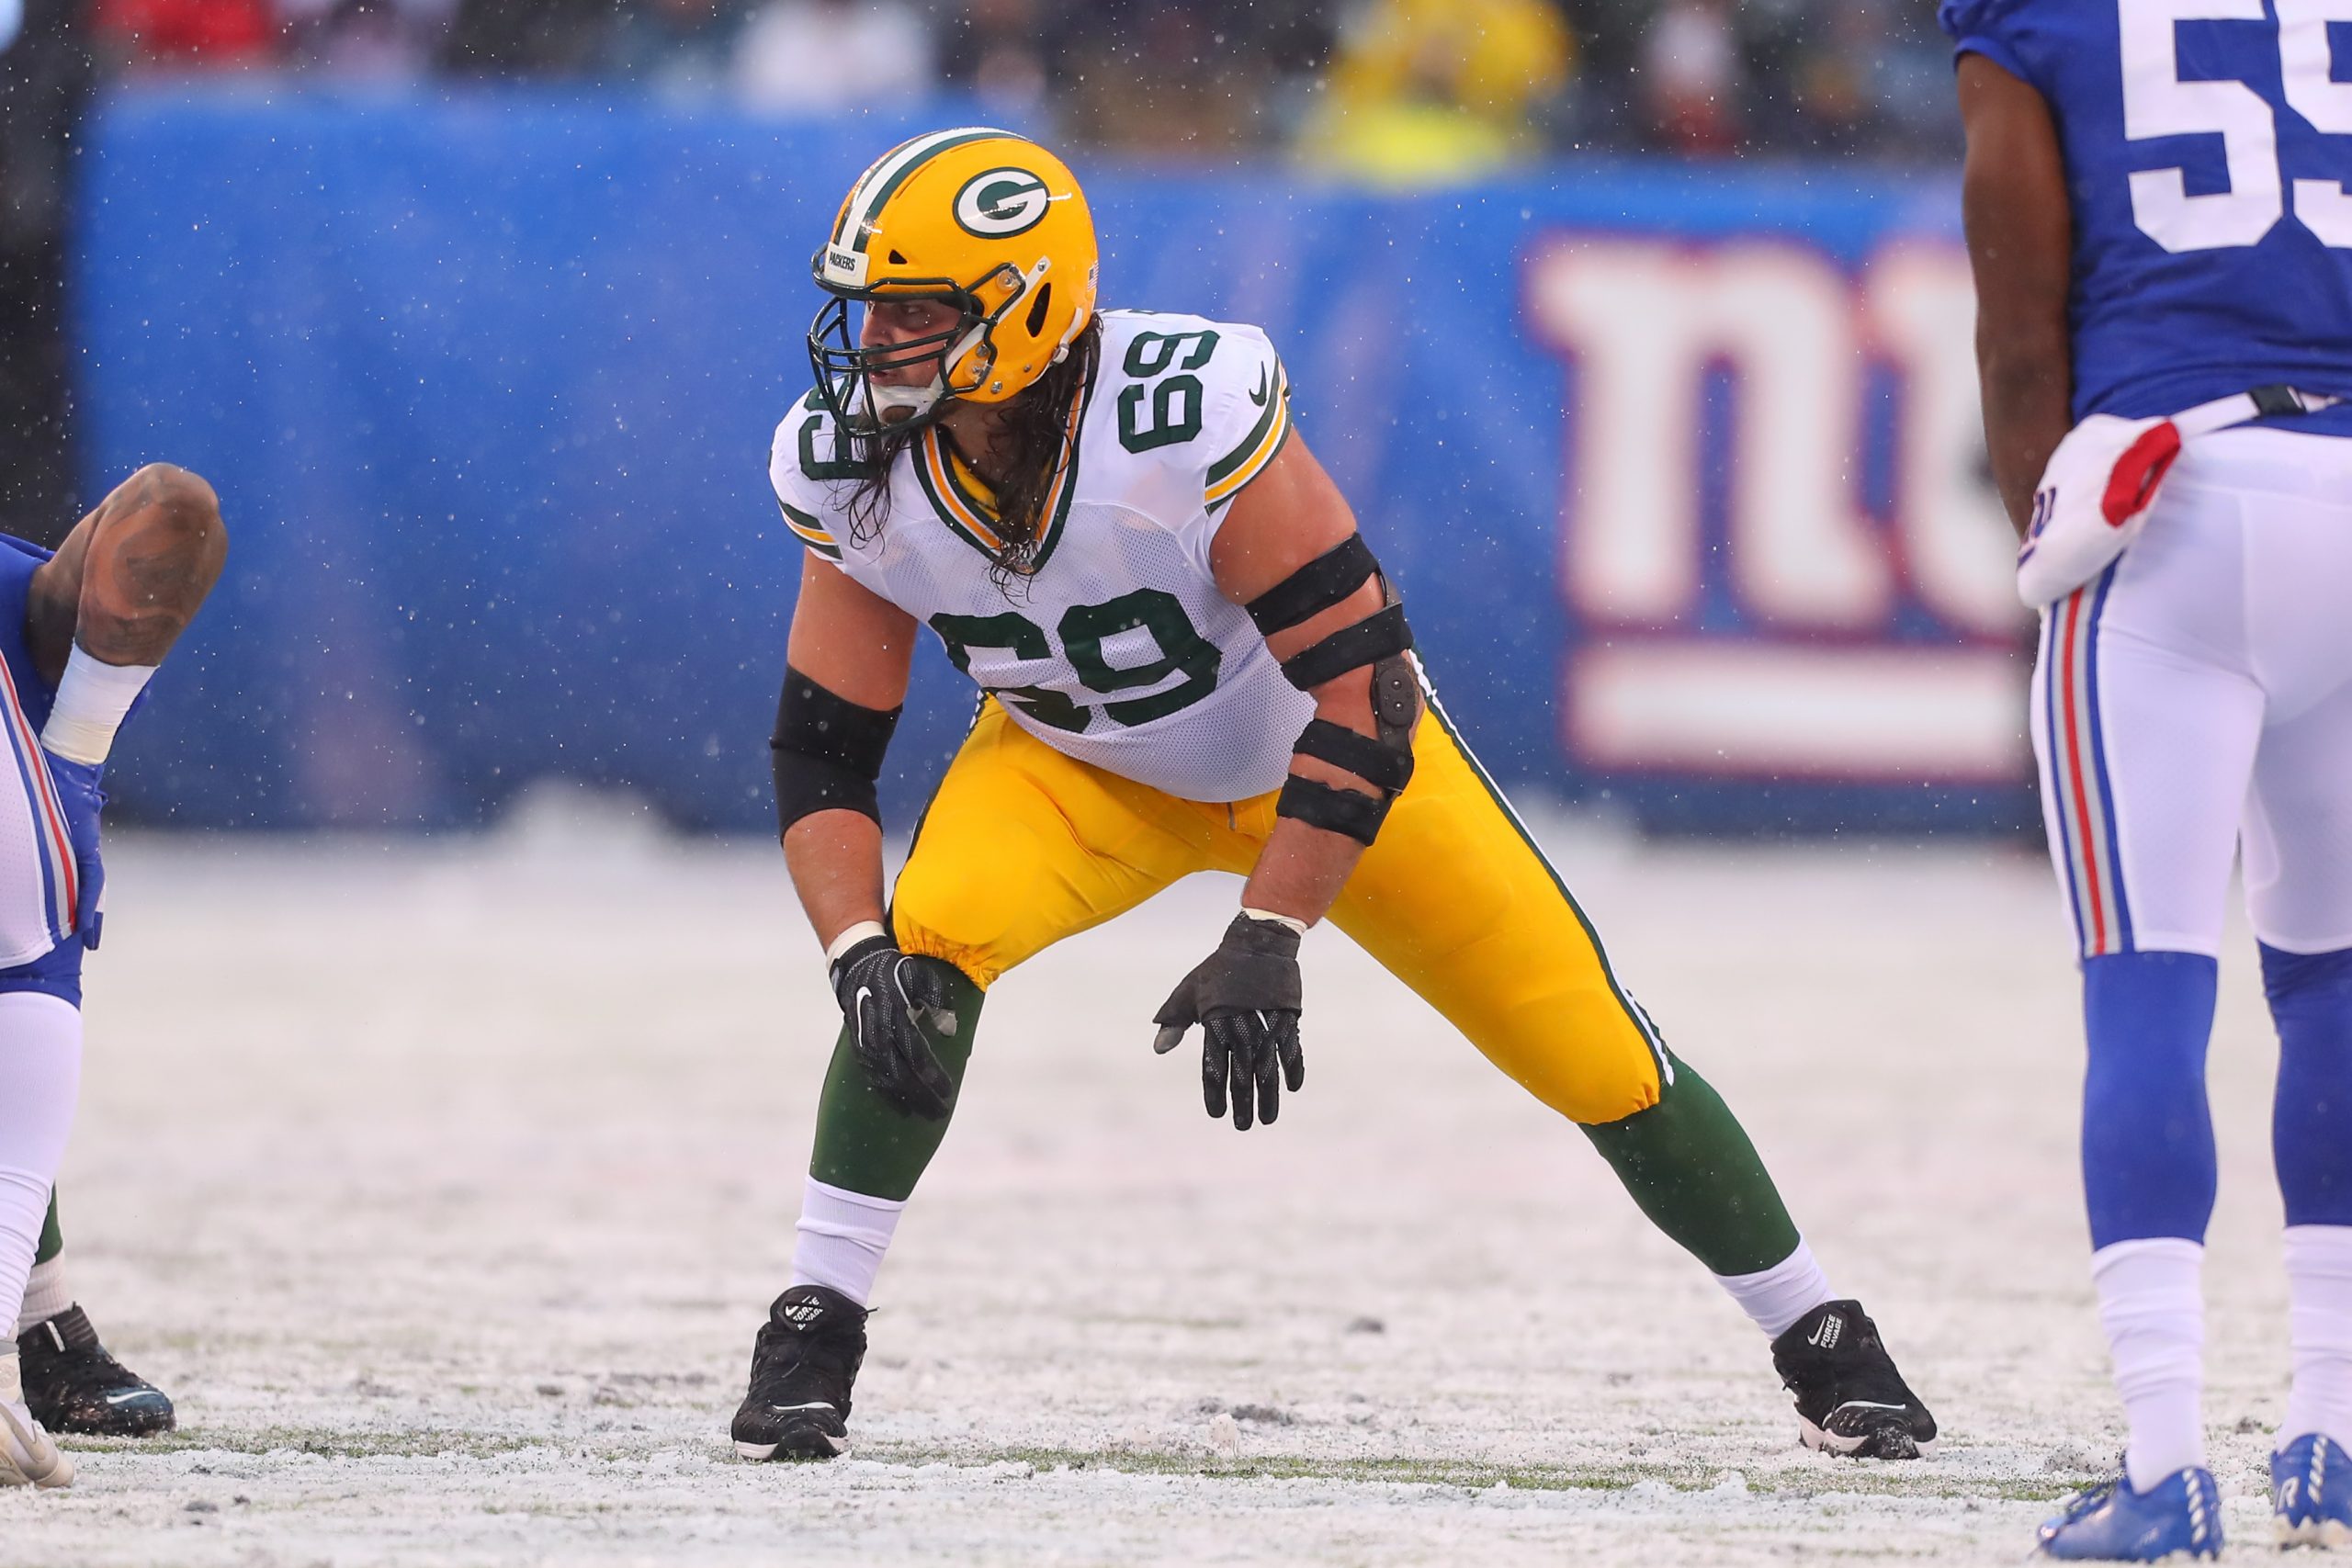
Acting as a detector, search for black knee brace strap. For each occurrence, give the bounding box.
[772,666,900,834]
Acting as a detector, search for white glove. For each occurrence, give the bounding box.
[2015,413,2184,609]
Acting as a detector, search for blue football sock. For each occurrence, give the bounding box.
[2082,951,2219,1250]
[2264,944,2352,1228]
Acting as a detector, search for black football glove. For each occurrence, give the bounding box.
[830,934,959,1121]
[1151,912,1306,1131]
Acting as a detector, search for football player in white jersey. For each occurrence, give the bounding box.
[730,129,1938,1464]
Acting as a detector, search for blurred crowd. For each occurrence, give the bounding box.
[88,0,1961,174]
[0,0,1959,532]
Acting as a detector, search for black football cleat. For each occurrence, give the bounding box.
[18,1303,175,1438]
[730,1284,867,1461]
[1770,1298,1937,1460]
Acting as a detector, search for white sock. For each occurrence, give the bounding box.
[1713,1238,1834,1338]
[2282,1225,2352,1452]
[0,994,82,1337]
[16,1255,67,1337]
[38,647,155,766]
[787,1178,905,1308]
[2094,1236,2207,1491]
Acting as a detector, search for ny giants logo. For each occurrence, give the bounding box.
[1524,236,2024,787]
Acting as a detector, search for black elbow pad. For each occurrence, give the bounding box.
[771,666,900,835]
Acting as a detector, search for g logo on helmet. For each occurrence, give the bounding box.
[954,168,1053,239]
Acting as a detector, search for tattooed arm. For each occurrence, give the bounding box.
[27,463,227,685]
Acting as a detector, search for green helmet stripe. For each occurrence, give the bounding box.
[836,127,1010,257]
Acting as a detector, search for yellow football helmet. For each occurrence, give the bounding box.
[808,127,1100,434]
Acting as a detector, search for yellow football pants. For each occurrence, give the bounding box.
[889,698,1668,1125]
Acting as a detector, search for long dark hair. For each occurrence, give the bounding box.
[842,317,1102,592]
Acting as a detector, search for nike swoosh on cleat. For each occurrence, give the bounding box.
[103,1391,157,1405]
[767,1402,836,1414]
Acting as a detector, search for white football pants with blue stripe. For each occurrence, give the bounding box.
[2031,424,2352,1491]
[2032,426,2352,970]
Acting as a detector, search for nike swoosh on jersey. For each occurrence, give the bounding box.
[1248,367,1270,407]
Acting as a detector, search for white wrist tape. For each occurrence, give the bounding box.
[39,647,156,765]
[1239,906,1309,936]
[824,919,890,968]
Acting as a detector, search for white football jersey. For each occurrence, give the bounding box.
[768,310,1315,803]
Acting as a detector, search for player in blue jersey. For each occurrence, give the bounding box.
[1945,0,2352,1557]
[0,463,223,1488]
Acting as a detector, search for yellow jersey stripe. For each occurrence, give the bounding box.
[920,434,1006,552]
[914,366,1089,563]
[778,499,841,559]
[1204,374,1292,508]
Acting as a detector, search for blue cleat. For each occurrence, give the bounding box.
[2036,1464,2223,1561]
[2276,1433,2352,1548]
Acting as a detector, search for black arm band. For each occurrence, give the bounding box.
[1279,602,1414,692]
[1293,716,1414,793]
[1244,534,1378,636]
[1275,774,1391,845]
[771,665,900,833]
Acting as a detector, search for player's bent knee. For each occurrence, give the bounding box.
[888,910,999,993]
[888,822,1076,989]
[1476,985,1664,1124]
[1509,1029,1662,1124]
[887,861,1008,987]
[1554,1067,1663,1127]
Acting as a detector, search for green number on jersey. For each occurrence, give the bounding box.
[1123,330,1220,377]
[1116,380,1204,452]
[928,592,1224,730]
[797,411,874,482]
[928,611,1090,732]
[1057,590,1222,727]
[1116,329,1219,454]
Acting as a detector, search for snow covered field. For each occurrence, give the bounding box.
[0,809,2310,1564]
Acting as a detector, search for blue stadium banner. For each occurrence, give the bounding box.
[78,88,2027,835]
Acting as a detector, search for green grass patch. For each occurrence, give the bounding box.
[59,1426,2091,1506]
[63,1427,582,1462]
[857,1441,2088,1504]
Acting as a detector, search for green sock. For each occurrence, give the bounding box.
[35,1189,60,1267]
[1580,1053,1801,1277]
[808,960,986,1203]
